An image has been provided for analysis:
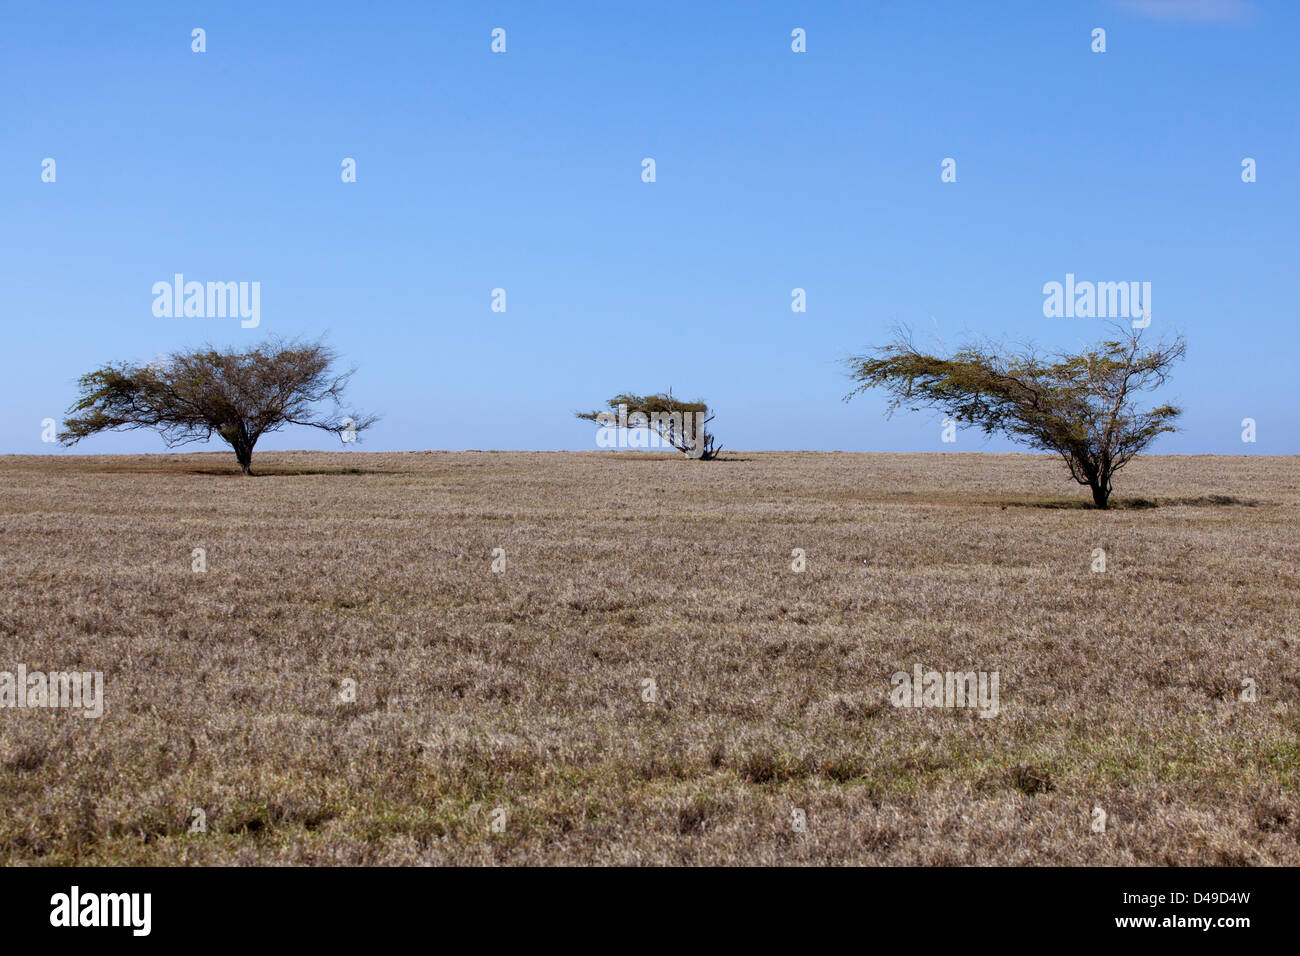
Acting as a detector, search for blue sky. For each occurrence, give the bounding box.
[3,0,1296,455]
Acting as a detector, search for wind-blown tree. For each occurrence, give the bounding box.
[576,390,722,460]
[60,338,377,475]
[844,326,1186,508]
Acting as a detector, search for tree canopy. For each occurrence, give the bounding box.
[60,338,377,475]
[845,326,1185,508]
[576,390,721,460]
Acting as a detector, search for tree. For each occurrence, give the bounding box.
[844,326,1186,508]
[576,390,722,460]
[60,338,377,475]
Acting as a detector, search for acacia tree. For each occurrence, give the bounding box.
[844,326,1185,508]
[60,338,377,475]
[576,390,722,460]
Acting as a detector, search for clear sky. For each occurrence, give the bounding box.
[3,0,1296,455]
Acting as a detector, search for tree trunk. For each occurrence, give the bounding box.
[235,444,253,476]
[1090,480,1110,509]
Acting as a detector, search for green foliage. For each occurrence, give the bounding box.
[845,326,1186,507]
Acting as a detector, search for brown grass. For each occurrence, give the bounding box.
[1,450,1297,865]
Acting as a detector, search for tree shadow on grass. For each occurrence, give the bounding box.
[999,494,1261,511]
[597,454,755,463]
[184,466,405,477]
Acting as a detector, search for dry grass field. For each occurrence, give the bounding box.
[1,450,1297,865]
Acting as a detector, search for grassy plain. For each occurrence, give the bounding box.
[1,450,1297,864]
